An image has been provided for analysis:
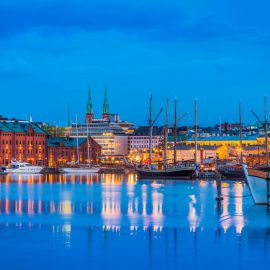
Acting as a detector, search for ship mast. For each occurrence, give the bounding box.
[194,99,198,165]
[149,95,153,165]
[265,95,269,167]
[239,101,243,164]
[148,95,163,166]
[164,98,169,166]
[86,122,91,168]
[75,114,80,164]
[173,98,177,164]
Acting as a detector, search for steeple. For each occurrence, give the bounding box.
[86,85,94,114]
[85,85,94,123]
[102,85,110,120]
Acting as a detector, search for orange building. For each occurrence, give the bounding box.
[47,137,101,167]
[0,121,47,165]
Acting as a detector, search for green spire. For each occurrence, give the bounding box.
[87,85,94,114]
[103,85,109,114]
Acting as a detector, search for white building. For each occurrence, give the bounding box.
[128,135,161,153]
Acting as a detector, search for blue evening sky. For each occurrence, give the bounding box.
[0,0,270,126]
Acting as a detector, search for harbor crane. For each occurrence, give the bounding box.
[250,109,264,128]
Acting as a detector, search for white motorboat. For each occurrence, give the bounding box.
[59,166,100,174]
[242,164,270,205]
[6,161,43,174]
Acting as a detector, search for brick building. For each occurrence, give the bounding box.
[0,121,47,165]
[47,137,101,167]
[0,120,101,167]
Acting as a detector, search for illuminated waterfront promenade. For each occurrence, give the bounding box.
[0,174,269,270]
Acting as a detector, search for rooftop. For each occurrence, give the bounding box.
[47,137,87,147]
[170,145,220,150]
[0,121,47,134]
[187,135,258,142]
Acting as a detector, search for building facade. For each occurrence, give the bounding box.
[47,137,101,167]
[0,121,47,165]
[128,135,161,153]
[0,119,102,167]
[128,126,162,153]
[167,145,222,163]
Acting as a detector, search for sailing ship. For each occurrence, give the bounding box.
[243,96,270,205]
[60,115,100,174]
[219,102,245,179]
[243,165,270,205]
[136,96,195,179]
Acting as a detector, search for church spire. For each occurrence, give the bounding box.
[87,85,93,114]
[85,85,94,123]
[102,85,110,119]
[103,85,109,114]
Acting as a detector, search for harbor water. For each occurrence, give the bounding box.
[0,174,269,270]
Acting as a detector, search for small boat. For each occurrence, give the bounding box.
[218,102,245,180]
[59,166,100,174]
[6,161,43,174]
[218,163,245,179]
[0,166,7,175]
[136,164,195,179]
[242,164,270,205]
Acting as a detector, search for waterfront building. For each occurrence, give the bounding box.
[186,135,258,148]
[0,121,47,166]
[128,126,162,163]
[167,145,223,163]
[128,126,162,152]
[66,86,133,156]
[47,137,101,167]
[184,135,260,162]
[0,117,102,167]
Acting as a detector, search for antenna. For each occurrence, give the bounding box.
[265,95,268,167]
[194,98,198,165]
[239,101,243,164]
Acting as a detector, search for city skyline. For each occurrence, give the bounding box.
[1,84,268,127]
[1,0,270,125]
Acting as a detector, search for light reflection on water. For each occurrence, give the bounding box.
[0,174,269,270]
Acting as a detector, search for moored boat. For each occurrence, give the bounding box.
[6,161,43,174]
[135,96,197,179]
[59,166,100,174]
[218,163,245,179]
[0,166,7,175]
[242,164,270,205]
[242,95,270,205]
[136,164,195,179]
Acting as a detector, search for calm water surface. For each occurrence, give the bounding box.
[0,174,269,270]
